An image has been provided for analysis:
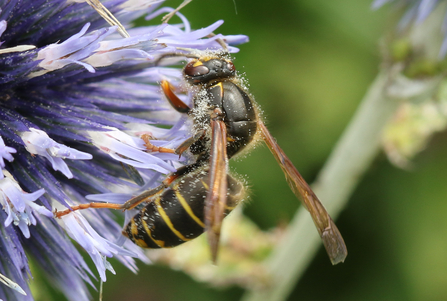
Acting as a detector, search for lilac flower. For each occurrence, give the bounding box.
[0,136,16,179]
[0,0,248,300]
[21,128,93,178]
[59,212,136,282]
[0,172,50,238]
[372,0,447,56]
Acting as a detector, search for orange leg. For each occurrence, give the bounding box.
[54,202,124,218]
[141,130,206,157]
[173,130,206,156]
[54,172,183,218]
[160,80,191,114]
[141,133,175,154]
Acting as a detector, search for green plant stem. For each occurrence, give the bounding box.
[241,69,400,301]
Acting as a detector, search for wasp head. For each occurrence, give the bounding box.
[184,58,236,85]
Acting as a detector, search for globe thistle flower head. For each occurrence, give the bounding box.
[0,0,248,300]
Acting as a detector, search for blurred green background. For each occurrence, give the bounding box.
[39,0,447,300]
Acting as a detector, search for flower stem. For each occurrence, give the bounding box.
[241,69,400,301]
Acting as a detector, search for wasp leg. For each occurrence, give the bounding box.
[174,129,206,156]
[141,133,176,154]
[142,128,205,157]
[54,202,125,218]
[54,182,168,218]
[120,162,204,210]
[161,80,191,114]
[54,162,205,218]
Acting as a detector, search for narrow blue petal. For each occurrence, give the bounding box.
[25,217,94,301]
[0,210,32,300]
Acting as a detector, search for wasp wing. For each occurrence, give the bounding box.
[204,119,228,263]
[258,121,347,265]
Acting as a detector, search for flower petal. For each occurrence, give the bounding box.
[0,174,49,239]
[21,128,92,179]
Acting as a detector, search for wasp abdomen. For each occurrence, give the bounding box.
[123,168,244,249]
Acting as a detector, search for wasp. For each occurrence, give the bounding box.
[55,51,347,265]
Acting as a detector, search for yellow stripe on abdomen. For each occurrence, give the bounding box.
[175,190,205,228]
[139,207,166,248]
[154,198,192,242]
[129,219,149,248]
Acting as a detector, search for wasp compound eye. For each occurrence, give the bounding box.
[184,62,210,77]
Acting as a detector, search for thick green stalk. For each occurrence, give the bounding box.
[241,69,400,301]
